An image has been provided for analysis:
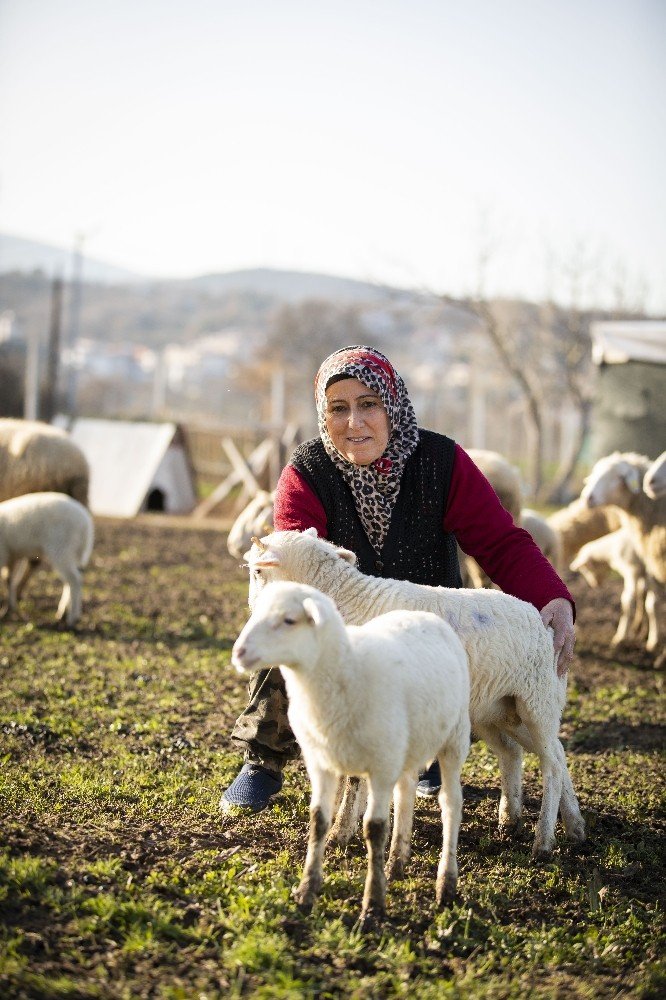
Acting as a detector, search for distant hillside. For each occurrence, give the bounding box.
[182,268,416,305]
[0,232,145,285]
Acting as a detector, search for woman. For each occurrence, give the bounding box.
[222,346,575,813]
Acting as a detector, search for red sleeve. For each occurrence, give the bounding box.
[273,465,329,536]
[445,444,574,614]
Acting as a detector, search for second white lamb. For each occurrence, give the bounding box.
[232,580,470,923]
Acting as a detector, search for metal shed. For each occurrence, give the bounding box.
[62,418,198,517]
[589,321,666,462]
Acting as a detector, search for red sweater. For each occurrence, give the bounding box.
[274,442,574,614]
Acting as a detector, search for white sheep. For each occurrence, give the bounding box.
[226,490,274,560]
[466,449,523,522]
[461,450,523,587]
[232,580,470,922]
[0,419,90,506]
[520,509,563,572]
[569,529,651,647]
[546,498,623,567]
[0,492,94,627]
[644,451,666,500]
[246,529,586,858]
[581,452,665,654]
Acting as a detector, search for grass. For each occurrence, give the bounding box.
[0,517,664,999]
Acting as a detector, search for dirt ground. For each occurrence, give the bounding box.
[1,515,664,999]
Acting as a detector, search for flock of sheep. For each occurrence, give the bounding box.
[1,416,664,924]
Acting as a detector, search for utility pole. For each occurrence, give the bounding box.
[65,234,85,417]
[43,276,64,422]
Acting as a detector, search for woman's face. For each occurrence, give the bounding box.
[324,377,391,465]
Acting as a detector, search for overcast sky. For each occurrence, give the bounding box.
[1,0,664,309]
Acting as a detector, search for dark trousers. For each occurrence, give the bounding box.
[230,667,300,772]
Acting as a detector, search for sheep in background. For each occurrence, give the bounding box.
[644,451,666,500]
[247,529,585,858]
[570,529,651,647]
[0,493,94,627]
[581,452,665,654]
[461,449,523,587]
[521,509,563,572]
[0,419,89,506]
[232,580,470,921]
[547,498,623,566]
[0,419,91,601]
[227,490,274,560]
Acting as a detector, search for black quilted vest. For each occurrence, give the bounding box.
[290,429,462,586]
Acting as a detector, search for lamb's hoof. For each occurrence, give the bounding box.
[291,882,318,914]
[358,903,385,933]
[385,857,405,882]
[531,842,555,861]
[565,820,586,845]
[436,874,458,907]
[327,826,354,848]
[498,817,523,839]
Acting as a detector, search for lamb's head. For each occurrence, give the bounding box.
[644,451,666,500]
[244,528,357,608]
[231,581,336,675]
[581,452,649,509]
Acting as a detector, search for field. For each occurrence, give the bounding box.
[0,516,664,1000]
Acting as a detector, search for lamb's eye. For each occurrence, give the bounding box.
[283,616,297,626]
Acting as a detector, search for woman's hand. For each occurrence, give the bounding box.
[540,598,575,677]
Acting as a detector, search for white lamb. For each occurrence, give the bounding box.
[644,451,666,501]
[0,492,94,627]
[569,529,650,647]
[232,580,470,922]
[246,529,586,858]
[581,452,665,654]
[226,490,274,560]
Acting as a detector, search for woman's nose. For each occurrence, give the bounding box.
[347,406,364,427]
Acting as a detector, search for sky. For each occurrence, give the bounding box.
[1,0,665,310]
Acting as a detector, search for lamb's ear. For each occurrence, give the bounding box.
[304,527,319,537]
[303,596,326,626]
[622,464,641,494]
[246,539,281,567]
[336,546,357,565]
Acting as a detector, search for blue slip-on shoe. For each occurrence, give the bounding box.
[220,762,283,814]
[416,759,442,798]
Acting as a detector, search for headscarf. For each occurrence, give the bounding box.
[314,346,419,551]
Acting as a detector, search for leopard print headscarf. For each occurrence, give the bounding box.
[315,346,419,552]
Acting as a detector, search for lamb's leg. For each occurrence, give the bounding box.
[517,713,563,858]
[475,722,523,832]
[512,722,585,844]
[644,586,659,652]
[292,766,338,913]
[386,772,416,882]
[54,566,81,626]
[435,735,466,906]
[612,577,636,645]
[11,558,34,604]
[360,779,392,925]
[329,775,366,846]
[630,577,646,635]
